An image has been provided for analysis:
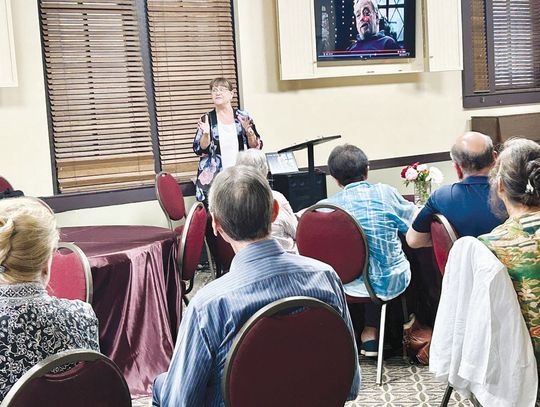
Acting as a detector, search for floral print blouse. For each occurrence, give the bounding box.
[0,283,100,401]
[479,211,540,373]
[193,108,262,204]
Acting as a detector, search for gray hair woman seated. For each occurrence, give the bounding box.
[479,138,540,378]
[0,197,100,401]
[236,149,298,253]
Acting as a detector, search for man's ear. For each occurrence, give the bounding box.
[454,162,464,180]
[497,177,505,195]
[272,199,279,222]
[211,213,220,237]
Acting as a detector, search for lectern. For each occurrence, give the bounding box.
[271,135,341,212]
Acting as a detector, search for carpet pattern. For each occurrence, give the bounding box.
[132,355,474,407]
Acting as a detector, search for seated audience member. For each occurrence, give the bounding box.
[325,144,416,356]
[152,166,360,406]
[407,132,503,248]
[479,138,540,375]
[236,149,298,253]
[0,197,99,401]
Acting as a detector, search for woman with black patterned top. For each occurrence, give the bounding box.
[0,197,99,401]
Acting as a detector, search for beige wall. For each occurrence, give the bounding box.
[2,0,540,226]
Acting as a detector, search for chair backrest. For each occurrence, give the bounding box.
[430,214,459,276]
[222,296,356,407]
[47,243,93,304]
[178,202,207,282]
[0,176,13,193]
[155,172,186,228]
[0,349,131,407]
[215,232,235,272]
[297,203,375,299]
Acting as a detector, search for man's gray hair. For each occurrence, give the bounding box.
[450,132,495,173]
[235,149,269,179]
[208,165,273,242]
[354,0,379,12]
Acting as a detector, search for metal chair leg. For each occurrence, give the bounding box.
[376,303,387,386]
[440,385,453,407]
[204,238,217,279]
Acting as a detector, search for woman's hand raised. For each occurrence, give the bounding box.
[198,115,210,135]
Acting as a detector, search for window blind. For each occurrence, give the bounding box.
[492,0,540,90]
[470,0,490,93]
[148,0,238,179]
[40,0,155,193]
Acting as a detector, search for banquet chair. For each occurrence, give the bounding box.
[213,232,235,277]
[155,171,186,235]
[430,214,459,276]
[47,242,93,304]
[0,349,131,407]
[297,203,406,386]
[178,202,207,305]
[222,296,356,407]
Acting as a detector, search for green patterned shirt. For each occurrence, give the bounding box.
[479,210,540,373]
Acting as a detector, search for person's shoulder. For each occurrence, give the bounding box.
[272,190,289,205]
[51,297,97,319]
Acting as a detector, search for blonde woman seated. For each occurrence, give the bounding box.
[479,138,540,377]
[236,150,298,253]
[0,197,99,401]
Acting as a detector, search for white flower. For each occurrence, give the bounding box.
[405,167,418,181]
[416,164,428,172]
[427,166,444,184]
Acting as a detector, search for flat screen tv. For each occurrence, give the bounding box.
[314,0,416,62]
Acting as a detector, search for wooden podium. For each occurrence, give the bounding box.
[271,135,341,212]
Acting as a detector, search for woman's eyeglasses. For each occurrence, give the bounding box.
[211,87,231,94]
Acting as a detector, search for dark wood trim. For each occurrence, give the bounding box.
[42,183,195,213]
[43,151,449,213]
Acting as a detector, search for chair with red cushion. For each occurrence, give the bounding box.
[178,202,207,305]
[430,214,459,276]
[213,232,235,277]
[297,203,405,386]
[155,171,186,235]
[0,349,131,407]
[47,243,93,304]
[0,176,13,193]
[222,296,356,407]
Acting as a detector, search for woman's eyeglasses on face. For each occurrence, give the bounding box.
[211,87,231,94]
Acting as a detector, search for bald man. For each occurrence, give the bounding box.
[406,132,505,248]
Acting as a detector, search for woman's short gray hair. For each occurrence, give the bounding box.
[208,165,273,242]
[235,149,269,178]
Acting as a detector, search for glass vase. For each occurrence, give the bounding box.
[414,181,431,206]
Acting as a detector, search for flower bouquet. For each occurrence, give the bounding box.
[400,162,443,205]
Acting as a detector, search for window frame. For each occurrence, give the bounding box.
[39,0,240,207]
[461,0,540,108]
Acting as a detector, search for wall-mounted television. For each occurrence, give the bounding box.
[314,0,416,62]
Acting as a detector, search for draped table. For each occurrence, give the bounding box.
[60,225,181,397]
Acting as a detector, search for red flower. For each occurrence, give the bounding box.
[411,162,420,169]
[401,166,409,178]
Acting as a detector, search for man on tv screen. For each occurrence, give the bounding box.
[348,0,400,52]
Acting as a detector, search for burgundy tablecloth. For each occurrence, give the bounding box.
[60,225,181,397]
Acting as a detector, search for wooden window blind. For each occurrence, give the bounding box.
[40,0,155,193]
[463,0,540,107]
[147,0,238,179]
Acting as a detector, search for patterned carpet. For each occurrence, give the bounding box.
[132,355,473,407]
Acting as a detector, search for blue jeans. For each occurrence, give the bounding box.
[152,373,166,407]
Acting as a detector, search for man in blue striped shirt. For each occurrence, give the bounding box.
[152,165,360,406]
